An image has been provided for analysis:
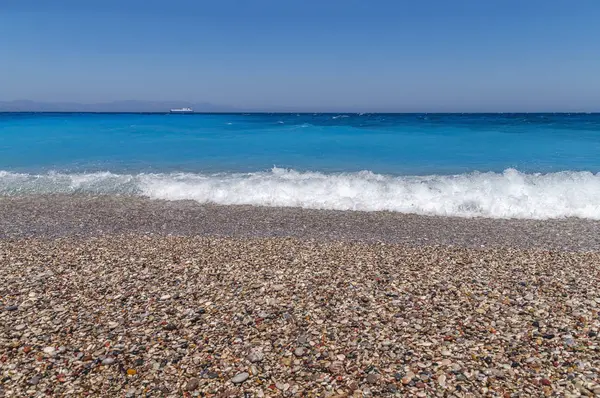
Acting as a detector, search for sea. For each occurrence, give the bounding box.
[1,112,600,219]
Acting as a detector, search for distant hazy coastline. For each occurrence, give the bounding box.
[0,100,238,113]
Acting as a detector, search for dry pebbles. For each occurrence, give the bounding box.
[0,235,599,397]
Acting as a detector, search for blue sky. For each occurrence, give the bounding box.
[2,0,600,111]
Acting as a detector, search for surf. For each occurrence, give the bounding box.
[1,168,600,220]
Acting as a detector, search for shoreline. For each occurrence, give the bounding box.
[1,194,600,251]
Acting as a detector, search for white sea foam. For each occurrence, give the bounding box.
[1,168,600,219]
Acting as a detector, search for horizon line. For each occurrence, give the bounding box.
[1,111,600,115]
[1,100,599,114]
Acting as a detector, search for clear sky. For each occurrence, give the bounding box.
[2,0,600,112]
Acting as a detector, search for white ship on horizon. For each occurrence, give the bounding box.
[170,107,194,113]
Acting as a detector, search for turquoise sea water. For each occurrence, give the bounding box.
[2,112,600,174]
[1,112,600,219]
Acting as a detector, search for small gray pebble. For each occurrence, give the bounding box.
[28,375,41,385]
[297,335,309,345]
[231,372,249,384]
[102,357,115,365]
[247,351,264,363]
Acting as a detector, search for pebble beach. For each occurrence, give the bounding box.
[1,196,600,397]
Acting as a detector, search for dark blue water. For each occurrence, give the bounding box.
[1,113,600,219]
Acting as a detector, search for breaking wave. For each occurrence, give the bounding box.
[1,168,600,219]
